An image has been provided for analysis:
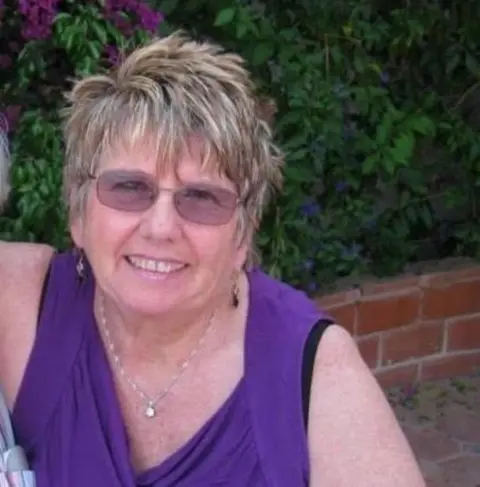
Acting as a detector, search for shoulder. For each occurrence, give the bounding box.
[0,241,55,408]
[0,240,54,269]
[308,325,425,486]
[0,241,55,306]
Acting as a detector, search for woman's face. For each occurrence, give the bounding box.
[71,137,248,318]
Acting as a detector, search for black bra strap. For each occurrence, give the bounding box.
[302,318,334,429]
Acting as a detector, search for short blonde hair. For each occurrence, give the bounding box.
[0,124,10,211]
[62,31,284,265]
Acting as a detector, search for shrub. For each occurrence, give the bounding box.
[2,0,480,292]
[0,0,165,247]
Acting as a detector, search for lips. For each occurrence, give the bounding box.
[126,255,187,273]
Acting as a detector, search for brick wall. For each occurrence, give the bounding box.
[316,263,480,389]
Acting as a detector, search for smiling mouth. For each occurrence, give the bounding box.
[126,256,187,274]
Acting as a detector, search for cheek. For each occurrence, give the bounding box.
[84,202,138,251]
[189,225,245,270]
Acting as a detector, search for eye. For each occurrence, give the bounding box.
[113,179,151,193]
[183,187,219,203]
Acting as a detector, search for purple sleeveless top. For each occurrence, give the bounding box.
[12,251,329,486]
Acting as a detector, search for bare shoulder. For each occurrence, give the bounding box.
[308,324,425,487]
[0,241,55,408]
[0,241,54,302]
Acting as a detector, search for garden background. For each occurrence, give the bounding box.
[2,0,480,294]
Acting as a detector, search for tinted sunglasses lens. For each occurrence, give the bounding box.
[97,171,156,211]
[175,186,237,225]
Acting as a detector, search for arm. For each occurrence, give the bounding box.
[0,241,54,410]
[308,325,426,487]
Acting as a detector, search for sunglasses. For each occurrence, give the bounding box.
[89,169,240,226]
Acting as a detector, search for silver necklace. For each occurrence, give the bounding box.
[99,295,216,419]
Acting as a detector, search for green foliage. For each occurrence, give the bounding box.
[0,0,160,244]
[3,0,480,292]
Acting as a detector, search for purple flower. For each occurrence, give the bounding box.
[335,181,348,193]
[110,12,134,37]
[104,0,164,35]
[307,281,319,293]
[303,259,314,271]
[340,242,362,259]
[380,71,390,87]
[364,217,377,230]
[105,44,121,66]
[136,2,164,33]
[18,0,60,40]
[343,122,356,140]
[402,385,418,400]
[300,201,321,217]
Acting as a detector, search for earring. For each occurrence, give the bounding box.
[76,249,86,282]
[231,275,240,308]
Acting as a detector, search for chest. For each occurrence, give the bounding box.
[114,347,243,473]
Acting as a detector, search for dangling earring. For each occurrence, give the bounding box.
[231,275,240,308]
[76,248,86,282]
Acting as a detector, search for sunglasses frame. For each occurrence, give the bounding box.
[87,170,241,226]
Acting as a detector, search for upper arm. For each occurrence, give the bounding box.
[0,241,55,409]
[308,324,426,487]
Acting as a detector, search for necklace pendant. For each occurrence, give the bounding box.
[145,404,156,418]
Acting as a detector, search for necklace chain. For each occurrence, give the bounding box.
[99,295,216,419]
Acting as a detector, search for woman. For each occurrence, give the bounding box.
[0,32,426,486]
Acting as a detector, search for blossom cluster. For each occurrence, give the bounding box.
[18,0,61,40]
[103,0,164,36]
[15,0,164,41]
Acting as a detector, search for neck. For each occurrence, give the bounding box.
[94,274,245,367]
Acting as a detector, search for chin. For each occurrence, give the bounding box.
[120,291,180,316]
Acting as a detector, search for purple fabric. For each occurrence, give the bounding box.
[12,251,329,486]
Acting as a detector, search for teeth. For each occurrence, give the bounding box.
[128,256,184,273]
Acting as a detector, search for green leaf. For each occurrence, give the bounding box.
[410,115,434,135]
[214,8,236,27]
[466,53,479,76]
[362,154,378,174]
[252,42,275,66]
[91,21,108,44]
[159,0,180,15]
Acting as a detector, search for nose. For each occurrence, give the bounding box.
[139,189,181,241]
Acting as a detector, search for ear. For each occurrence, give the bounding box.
[69,213,84,249]
[234,242,248,271]
[234,226,253,272]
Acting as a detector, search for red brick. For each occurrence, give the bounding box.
[356,335,379,368]
[357,292,420,335]
[447,315,480,351]
[315,288,360,309]
[420,351,480,381]
[326,304,356,334]
[422,280,480,319]
[375,363,419,389]
[422,265,480,288]
[362,275,419,296]
[382,322,444,366]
